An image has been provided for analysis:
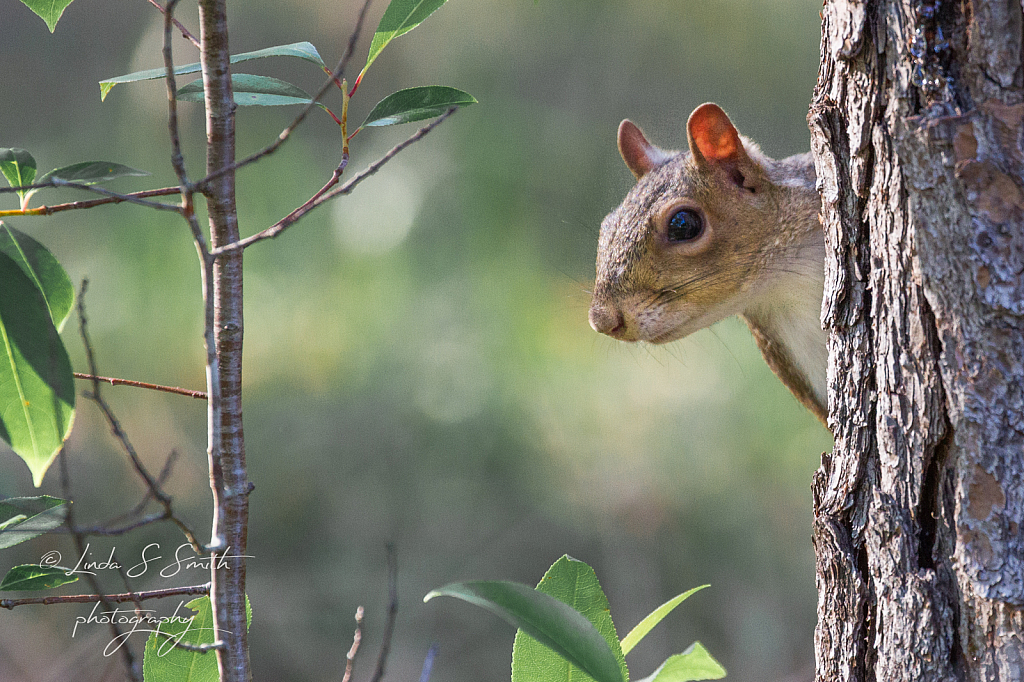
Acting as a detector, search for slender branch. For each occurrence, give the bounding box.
[148,0,200,48]
[196,0,374,190]
[64,450,182,537]
[163,0,210,260]
[0,181,181,212]
[210,108,457,256]
[0,187,181,217]
[1,584,212,610]
[58,449,140,681]
[368,545,399,682]
[74,373,208,400]
[65,511,168,537]
[77,282,204,552]
[341,606,365,682]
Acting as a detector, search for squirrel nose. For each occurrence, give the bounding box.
[589,304,628,339]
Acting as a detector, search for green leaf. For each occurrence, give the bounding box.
[358,86,476,130]
[0,250,76,487]
[633,643,726,682]
[142,595,252,682]
[357,0,451,84]
[99,41,326,101]
[17,0,75,32]
[38,161,150,187]
[0,495,69,548]
[0,224,74,331]
[620,585,709,655]
[0,149,37,203]
[512,555,628,682]
[426,575,626,682]
[0,564,78,591]
[176,74,315,107]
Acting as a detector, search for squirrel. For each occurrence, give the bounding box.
[589,103,828,425]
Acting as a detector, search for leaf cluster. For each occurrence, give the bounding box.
[426,555,726,682]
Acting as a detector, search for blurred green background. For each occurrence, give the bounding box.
[0,1,831,680]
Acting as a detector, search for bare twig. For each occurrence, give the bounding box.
[0,583,211,610]
[341,606,365,682]
[66,511,169,537]
[197,0,374,189]
[65,451,181,536]
[210,108,458,256]
[369,544,399,682]
[148,0,200,48]
[162,0,210,260]
[74,373,207,400]
[58,449,140,682]
[0,187,181,217]
[77,281,204,552]
[0,181,182,212]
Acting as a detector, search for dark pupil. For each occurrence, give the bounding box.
[667,209,703,242]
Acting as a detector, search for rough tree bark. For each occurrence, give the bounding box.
[809,1,1023,680]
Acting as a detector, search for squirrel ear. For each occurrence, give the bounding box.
[687,103,743,165]
[618,120,669,179]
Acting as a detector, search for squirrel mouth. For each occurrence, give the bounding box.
[647,327,689,345]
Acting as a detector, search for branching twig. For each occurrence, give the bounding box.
[74,373,207,400]
[0,181,182,212]
[64,450,180,536]
[369,544,399,682]
[210,108,457,256]
[148,0,200,48]
[65,511,169,537]
[196,0,374,190]
[77,281,204,552]
[0,187,181,217]
[162,0,210,261]
[0,583,211,610]
[341,605,364,682]
[58,449,140,682]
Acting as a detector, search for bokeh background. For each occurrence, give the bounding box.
[0,1,831,680]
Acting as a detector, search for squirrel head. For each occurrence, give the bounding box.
[590,103,817,345]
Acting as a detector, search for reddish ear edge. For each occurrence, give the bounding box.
[618,119,669,179]
[687,103,742,164]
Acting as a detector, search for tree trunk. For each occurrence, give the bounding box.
[809,1,1024,680]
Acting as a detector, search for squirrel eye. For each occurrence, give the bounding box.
[666,208,704,242]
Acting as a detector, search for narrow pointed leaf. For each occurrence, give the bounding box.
[99,41,325,100]
[0,149,37,202]
[0,495,69,548]
[634,643,726,682]
[177,74,315,107]
[0,564,78,591]
[17,0,75,32]
[37,162,149,187]
[620,585,709,655]
[359,86,476,129]
[0,565,77,591]
[426,579,625,682]
[0,251,76,487]
[142,595,251,681]
[512,555,628,682]
[358,0,450,81]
